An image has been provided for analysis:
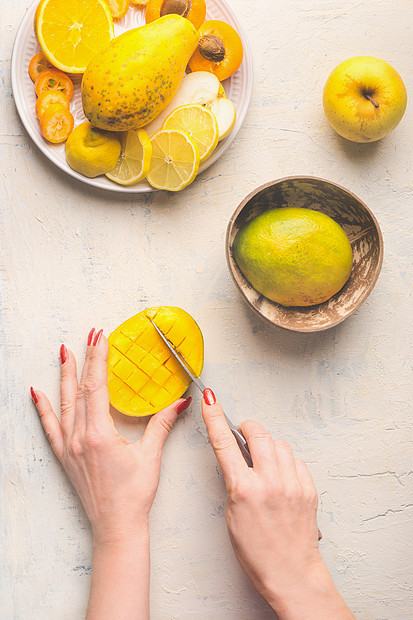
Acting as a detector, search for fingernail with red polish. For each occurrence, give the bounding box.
[60,344,68,365]
[176,396,192,415]
[87,328,95,346]
[203,388,216,406]
[93,329,103,346]
[30,387,39,404]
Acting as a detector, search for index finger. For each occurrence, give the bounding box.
[84,331,111,430]
[202,389,248,485]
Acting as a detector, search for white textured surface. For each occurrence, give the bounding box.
[1,1,413,618]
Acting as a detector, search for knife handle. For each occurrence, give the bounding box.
[230,427,322,541]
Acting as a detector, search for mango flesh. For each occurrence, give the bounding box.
[81,15,199,131]
[108,306,204,417]
[233,208,353,307]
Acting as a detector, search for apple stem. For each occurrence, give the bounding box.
[364,94,379,108]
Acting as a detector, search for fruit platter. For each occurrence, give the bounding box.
[11,0,253,193]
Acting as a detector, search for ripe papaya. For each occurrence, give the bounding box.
[81,15,199,131]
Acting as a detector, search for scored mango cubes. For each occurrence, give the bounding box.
[108,306,204,416]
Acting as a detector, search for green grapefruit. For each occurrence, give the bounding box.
[233,207,353,307]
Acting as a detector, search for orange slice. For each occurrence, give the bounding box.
[35,0,114,74]
[28,52,53,82]
[34,69,74,100]
[35,90,70,119]
[39,105,74,143]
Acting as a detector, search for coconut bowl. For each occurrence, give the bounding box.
[226,176,383,332]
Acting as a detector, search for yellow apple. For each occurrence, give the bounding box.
[323,56,407,143]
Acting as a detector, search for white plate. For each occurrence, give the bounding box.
[11,0,253,193]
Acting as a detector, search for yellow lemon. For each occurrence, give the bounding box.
[108,306,204,417]
[146,129,200,191]
[162,104,219,162]
[35,0,114,74]
[106,130,152,185]
[233,208,353,307]
[65,121,121,178]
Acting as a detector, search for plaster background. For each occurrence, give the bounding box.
[1,0,412,618]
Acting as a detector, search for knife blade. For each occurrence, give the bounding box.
[148,318,253,467]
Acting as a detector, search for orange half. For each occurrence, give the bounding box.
[35,0,114,74]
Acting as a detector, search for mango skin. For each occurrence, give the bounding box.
[81,15,199,131]
[233,208,353,307]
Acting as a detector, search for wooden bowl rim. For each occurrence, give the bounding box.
[225,176,384,332]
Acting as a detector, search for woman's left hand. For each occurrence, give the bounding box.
[31,328,191,544]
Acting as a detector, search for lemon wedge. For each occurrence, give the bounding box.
[162,104,218,163]
[146,130,200,192]
[35,0,114,74]
[106,130,152,185]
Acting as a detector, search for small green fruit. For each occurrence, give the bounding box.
[233,208,353,307]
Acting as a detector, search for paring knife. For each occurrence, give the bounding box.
[149,318,253,467]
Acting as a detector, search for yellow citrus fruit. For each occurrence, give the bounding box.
[65,121,121,178]
[146,129,200,191]
[105,0,130,19]
[35,0,114,74]
[106,129,152,185]
[108,306,204,417]
[130,0,149,5]
[233,208,353,307]
[162,104,219,162]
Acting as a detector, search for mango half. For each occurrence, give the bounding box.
[108,306,204,416]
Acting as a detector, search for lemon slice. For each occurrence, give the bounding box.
[146,130,200,192]
[162,104,219,163]
[106,130,152,185]
[35,0,114,74]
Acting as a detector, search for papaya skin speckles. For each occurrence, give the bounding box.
[81,15,199,132]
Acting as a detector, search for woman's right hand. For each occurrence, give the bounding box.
[202,388,355,620]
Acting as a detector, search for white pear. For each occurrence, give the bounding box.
[209,96,236,141]
[144,71,236,141]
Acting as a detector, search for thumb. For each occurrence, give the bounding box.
[141,396,192,453]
